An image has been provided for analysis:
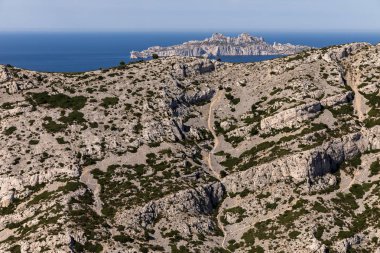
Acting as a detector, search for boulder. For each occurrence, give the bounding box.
[0,190,15,208]
[0,66,11,83]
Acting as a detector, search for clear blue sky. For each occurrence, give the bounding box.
[0,0,379,32]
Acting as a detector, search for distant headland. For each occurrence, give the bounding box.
[130,33,312,59]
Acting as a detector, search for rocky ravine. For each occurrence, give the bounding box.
[130,33,311,59]
[1,42,380,253]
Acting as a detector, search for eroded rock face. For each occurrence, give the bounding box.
[116,182,224,235]
[142,118,184,142]
[322,43,370,62]
[173,59,216,78]
[223,127,380,193]
[260,92,354,131]
[320,91,354,107]
[179,88,215,105]
[6,80,40,94]
[335,235,362,253]
[141,86,215,143]
[260,102,322,130]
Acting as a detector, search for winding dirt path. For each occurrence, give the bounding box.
[204,90,228,249]
[205,90,283,249]
[206,90,223,180]
[80,167,103,216]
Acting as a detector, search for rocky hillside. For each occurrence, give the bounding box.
[1,42,380,253]
[130,33,311,59]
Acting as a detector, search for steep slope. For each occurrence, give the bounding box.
[1,43,380,253]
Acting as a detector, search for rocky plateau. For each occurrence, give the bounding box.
[1,42,380,253]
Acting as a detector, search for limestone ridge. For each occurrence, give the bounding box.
[130,33,311,59]
[1,42,380,252]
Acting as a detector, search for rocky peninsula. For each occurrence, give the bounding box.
[130,33,311,59]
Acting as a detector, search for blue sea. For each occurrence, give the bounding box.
[0,32,379,73]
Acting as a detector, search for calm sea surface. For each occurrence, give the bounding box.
[0,32,379,72]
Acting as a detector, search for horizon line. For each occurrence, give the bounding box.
[0,29,380,34]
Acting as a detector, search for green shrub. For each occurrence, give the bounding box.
[43,119,66,133]
[266,202,278,210]
[332,192,359,212]
[286,52,310,62]
[101,97,119,108]
[370,159,380,176]
[312,201,328,213]
[220,155,241,170]
[349,183,371,199]
[29,191,54,205]
[59,110,86,124]
[29,92,87,110]
[3,126,17,136]
[225,93,234,101]
[364,118,380,128]
[89,122,99,128]
[277,208,308,228]
[241,229,255,246]
[1,102,14,109]
[248,246,264,253]
[56,137,67,144]
[337,230,355,239]
[133,122,143,134]
[58,181,83,193]
[314,225,324,240]
[29,139,39,145]
[113,234,134,243]
[8,245,21,253]
[289,230,301,239]
[84,242,103,253]
[231,98,240,105]
[101,206,116,218]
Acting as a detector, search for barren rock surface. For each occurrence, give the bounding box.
[1,43,380,252]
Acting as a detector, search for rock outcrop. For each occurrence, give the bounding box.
[115,182,224,239]
[260,102,322,130]
[223,126,380,192]
[173,59,216,77]
[322,43,370,62]
[320,91,354,107]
